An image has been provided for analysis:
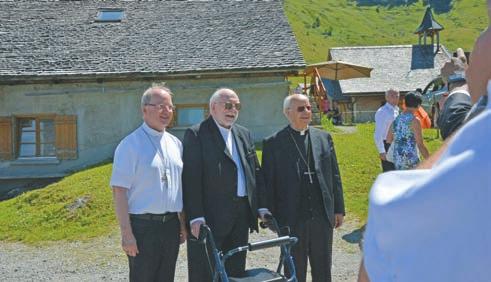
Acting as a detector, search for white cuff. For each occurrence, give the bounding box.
[258,208,270,217]
[190,217,205,226]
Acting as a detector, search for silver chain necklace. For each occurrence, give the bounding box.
[288,128,315,184]
[143,129,168,183]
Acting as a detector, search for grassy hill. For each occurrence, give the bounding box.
[0,124,442,243]
[284,0,488,63]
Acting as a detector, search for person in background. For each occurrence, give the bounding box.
[437,72,471,140]
[373,89,400,172]
[331,101,343,125]
[358,10,491,281]
[386,91,429,170]
[436,48,475,140]
[403,89,431,129]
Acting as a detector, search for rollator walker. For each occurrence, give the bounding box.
[197,214,298,282]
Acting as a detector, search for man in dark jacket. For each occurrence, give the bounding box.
[182,88,268,281]
[262,94,345,282]
[437,73,472,140]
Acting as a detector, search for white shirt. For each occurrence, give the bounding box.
[447,88,470,99]
[364,85,491,281]
[110,122,183,214]
[374,103,399,154]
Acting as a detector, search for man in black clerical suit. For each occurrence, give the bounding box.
[262,94,345,282]
[182,88,269,281]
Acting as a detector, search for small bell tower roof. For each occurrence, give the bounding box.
[415,6,444,35]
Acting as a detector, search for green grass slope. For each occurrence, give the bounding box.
[0,124,442,243]
[284,0,488,63]
[0,163,116,243]
[333,124,442,220]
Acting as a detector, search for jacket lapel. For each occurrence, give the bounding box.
[309,128,322,172]
[207,117,234,161]
[281,126,303,182]
[232,126,248,166]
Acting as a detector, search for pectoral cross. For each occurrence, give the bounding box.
[304,169,315,184]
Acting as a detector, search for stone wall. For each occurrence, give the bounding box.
[0,74,289,178]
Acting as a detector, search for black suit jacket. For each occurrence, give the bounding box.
[182,117,266,235]
[262,126,345,228]
[437,91,472,140]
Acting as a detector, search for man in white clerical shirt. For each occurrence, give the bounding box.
[110,86,187,282]
[374,89,400,172]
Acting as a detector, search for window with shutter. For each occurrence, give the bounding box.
[8,114,77,160]
[55,115,77,160]
[17,117,56,158]
[0,117,13,160]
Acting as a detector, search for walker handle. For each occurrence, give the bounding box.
[248,236,297,251]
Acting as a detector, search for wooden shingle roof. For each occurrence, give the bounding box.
[0,0,305,80]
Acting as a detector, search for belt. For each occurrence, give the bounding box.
[129,212,177,223]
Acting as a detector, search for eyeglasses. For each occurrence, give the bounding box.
[219,102,241,111]
[146,103,176,111]
[295,105,312,112]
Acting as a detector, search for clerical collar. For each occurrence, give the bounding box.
[142,122,165,137]
[289,125,309,136]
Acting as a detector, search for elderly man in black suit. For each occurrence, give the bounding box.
[262,94,345,282]
[182,88,268,281]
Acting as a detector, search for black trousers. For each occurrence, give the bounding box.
[381,140,395,172]
[289,216,334,282]
[187,198,250,282]
[128,215,180,282]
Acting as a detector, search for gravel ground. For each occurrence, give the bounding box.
[0,218,362,282]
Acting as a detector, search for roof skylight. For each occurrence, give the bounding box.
[95,9,125,22]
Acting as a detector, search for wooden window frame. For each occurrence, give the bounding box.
[4,114,78,161]
[172,104,209,128]
[15,114,56,158]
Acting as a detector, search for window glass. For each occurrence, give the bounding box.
[96,10,124,22]
[19,144,36,157]
[20,119,35,130]
[40,144,56,157]
[18,117,56,158]
[40,120,55,143]
[432,82,440,91]
[177,108,205,126]
[20,131,35,143]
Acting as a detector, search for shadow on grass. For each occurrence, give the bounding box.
[0,159,113,202]
[0,177,62,201]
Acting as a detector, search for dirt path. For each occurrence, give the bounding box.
[0,218,362,281]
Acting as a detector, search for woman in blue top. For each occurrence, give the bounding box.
[387,92,430,170]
